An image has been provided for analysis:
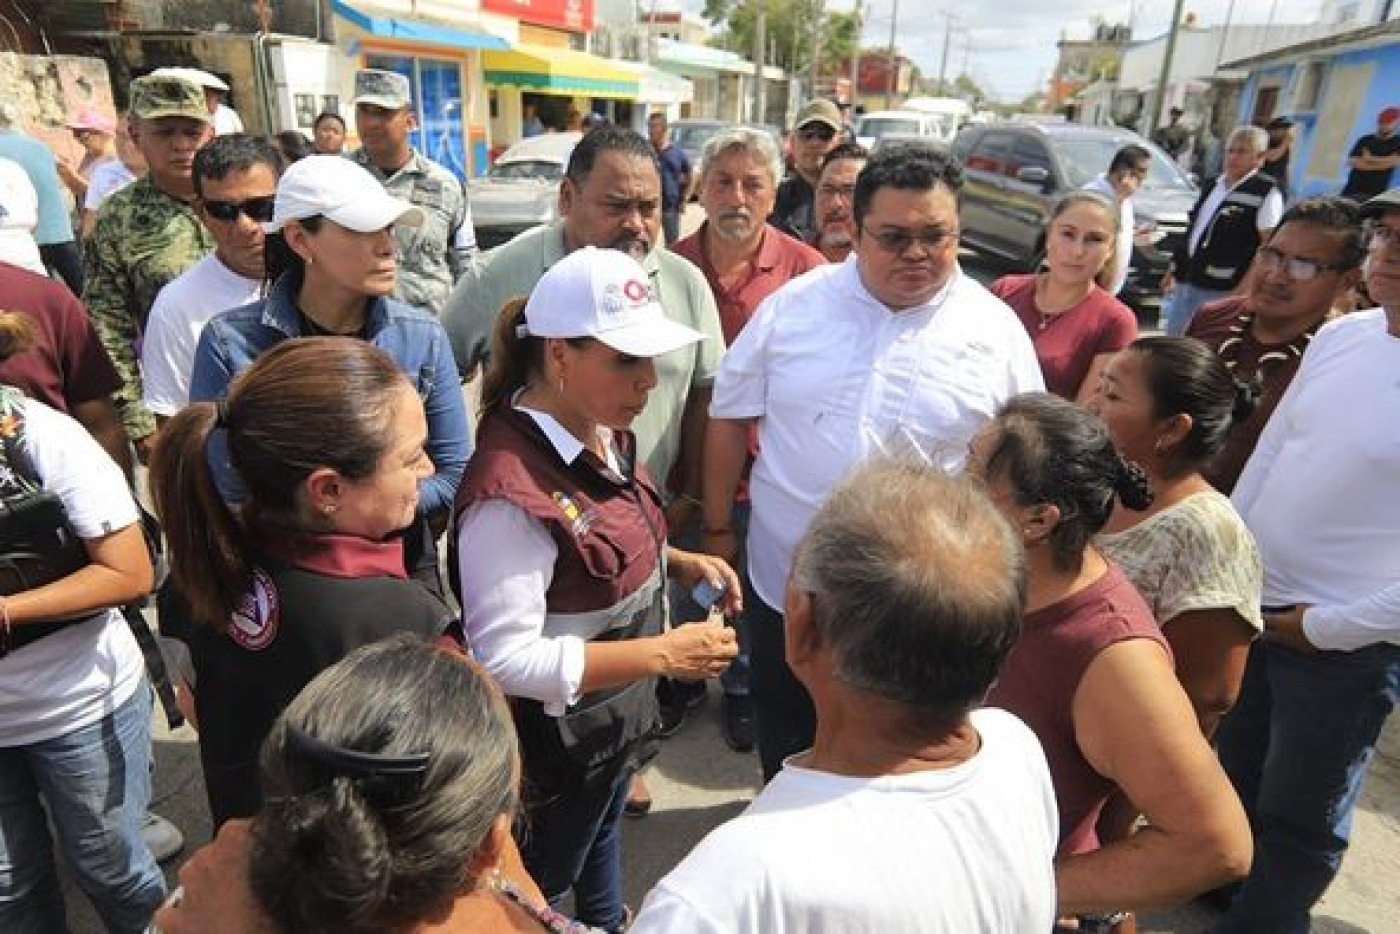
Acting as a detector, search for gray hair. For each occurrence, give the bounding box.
[1228,124,1269,155]
[250,636,519,933]
[790,460,1026,722]
[700,126,783,187]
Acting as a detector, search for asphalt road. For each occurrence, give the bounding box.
[59,206,1395,932]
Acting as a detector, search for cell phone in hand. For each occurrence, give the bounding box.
[691,578,727,611]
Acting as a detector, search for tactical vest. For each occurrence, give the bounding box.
[1179,172,1277,290]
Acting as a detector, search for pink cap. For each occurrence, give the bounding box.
[65,109,116,134]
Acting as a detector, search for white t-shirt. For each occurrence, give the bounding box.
[1187,169,1284,256]
[1085,175,1133,296]
[142,253,263,415]
[0,397,145,747]
[711,257,1044,609]
[214,104,244,136]
[1233,309,1400,650]
[0,156,44,275]
[84,159,138,211]
[631,707,1059,934]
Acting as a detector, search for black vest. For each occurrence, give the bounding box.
[1177,172,1277,291]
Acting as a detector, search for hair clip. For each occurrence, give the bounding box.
[285,723,430,779]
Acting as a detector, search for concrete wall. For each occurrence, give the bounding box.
[0,52,115,178]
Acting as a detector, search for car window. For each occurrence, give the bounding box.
[1056,138,1194,191]
[965,132,1015,174]
[1011,136,1053,176]
[488,160,564,181]
[673,124,720,150]
[857,117,922,138]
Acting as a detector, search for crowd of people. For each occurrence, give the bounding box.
[0,74,1396,934]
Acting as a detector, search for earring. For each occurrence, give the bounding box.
[323,504,336,515]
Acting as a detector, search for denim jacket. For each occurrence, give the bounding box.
[189,271,470,516]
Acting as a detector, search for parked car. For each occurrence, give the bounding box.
[951,122,1198,312]
[855,110,954,150]
[467,132,582,250]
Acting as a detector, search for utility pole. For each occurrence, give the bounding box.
[1148,0,1187,133]
[885,0,899,110]
[809,0,824,99]
[937,11,957,95]
[753,0,767,123]
[851,3,866,112]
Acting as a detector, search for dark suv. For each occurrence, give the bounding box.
[952,122,1198,311]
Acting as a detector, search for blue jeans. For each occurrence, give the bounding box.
[1163,281,1229,336]
[749,593,816,782]
[0,684,165,933]
[1214,640,1400,934]
[521,764,631,931]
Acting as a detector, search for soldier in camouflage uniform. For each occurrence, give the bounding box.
[351,68,476,316]
[83,74,214,462]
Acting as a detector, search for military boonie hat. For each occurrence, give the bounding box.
[354,69,412,110]
[130,75,211,123]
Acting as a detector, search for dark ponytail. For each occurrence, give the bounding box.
[1113,456,1154,511]
[479,296,538,418]
[1130,336,1259,474]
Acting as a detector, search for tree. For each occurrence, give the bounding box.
[705,0,860,78]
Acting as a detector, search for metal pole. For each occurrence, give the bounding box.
[1148,0,1187,134]
[754,0,767,123]
[851,3,865,111]
[937,12,956,94]
[886,0,899,110]
[810,0,824,99]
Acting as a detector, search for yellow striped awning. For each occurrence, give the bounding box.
[484,44,640,99]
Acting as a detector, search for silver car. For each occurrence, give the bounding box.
[468,132,583,250]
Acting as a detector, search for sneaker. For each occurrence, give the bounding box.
[142,812,184,863]
[722,693,757,753]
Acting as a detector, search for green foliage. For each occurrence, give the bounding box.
[706,0,861,75]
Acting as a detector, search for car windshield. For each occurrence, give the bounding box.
[1056,138,1194,191]
[673,124,721,150]
[858,117,921,138]
[488,160,564,181]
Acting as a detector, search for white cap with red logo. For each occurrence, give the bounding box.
[521,247,706,358]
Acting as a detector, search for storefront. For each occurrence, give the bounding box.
[483,44,640,146]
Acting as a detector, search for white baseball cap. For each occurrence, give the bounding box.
[264,155,423,234]
[521,247,706,358]
[151,66,230,92]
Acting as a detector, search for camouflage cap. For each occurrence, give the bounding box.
[130,75,211,123]
[354,69,411,110]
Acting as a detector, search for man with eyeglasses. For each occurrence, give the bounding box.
[808,142,868,263]
[1186,196,1364,493]
[141,134,283,424]
[83,74,215,466]
[1211,188,1400,934]
[705,144,1043,780]
[770,99,843,242]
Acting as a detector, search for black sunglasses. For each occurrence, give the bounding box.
[797,124,837,143]
[202,196,276,223]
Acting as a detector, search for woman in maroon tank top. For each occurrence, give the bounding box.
[974,393,1251,929]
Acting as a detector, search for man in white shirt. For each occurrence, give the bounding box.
[141,134,280,422]
[1084,143,1151,296]
[1214,187,1400,934]
[1164,124,1284,335]
[633,462,1058,933]
[703,143,1044,778]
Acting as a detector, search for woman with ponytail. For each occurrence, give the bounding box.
[150,338,455,826]
[1092,336,1264,739]
[974,392,1251,928]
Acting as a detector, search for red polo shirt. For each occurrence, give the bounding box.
[671,223,826,343]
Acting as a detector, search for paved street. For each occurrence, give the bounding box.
[61,206,1399,932]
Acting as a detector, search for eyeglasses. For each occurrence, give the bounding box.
[1366,222,1400,250]
[202,196,276,223]
[860,226,960,254]
[797,124,836,143]
[1256,246,1350,282]
[817,183,856,200]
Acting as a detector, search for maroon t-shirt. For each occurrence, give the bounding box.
[986,562,1169,858]
[0,262,120,413]
[671,223,826,344]
[1187,295,1319,494]
[990,274,1138,400]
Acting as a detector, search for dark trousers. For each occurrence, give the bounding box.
[39,241,83,296]
[662,208,681,246]
[749,592,815,782]
[1214,640,1400,933]
[520,763,632,931]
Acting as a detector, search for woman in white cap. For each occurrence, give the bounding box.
[455,247,742,933]
[187,154,470,594]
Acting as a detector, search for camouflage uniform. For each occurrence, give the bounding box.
[350,69,475,316]
[81,74,214,442]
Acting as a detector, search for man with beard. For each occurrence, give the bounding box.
[444,126,722,494]
[1187,196,1364,493]
[671,126,824,751]
[808,142,867,263]
[704,144,1043,779]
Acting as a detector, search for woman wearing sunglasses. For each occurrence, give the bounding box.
[188,153,470,593]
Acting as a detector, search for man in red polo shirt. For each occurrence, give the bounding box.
[671,125,824,751]
[1186,196,1364,492]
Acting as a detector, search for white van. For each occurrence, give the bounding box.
[854,110,952,150]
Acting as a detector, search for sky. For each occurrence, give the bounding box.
[671,0,1334,101]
